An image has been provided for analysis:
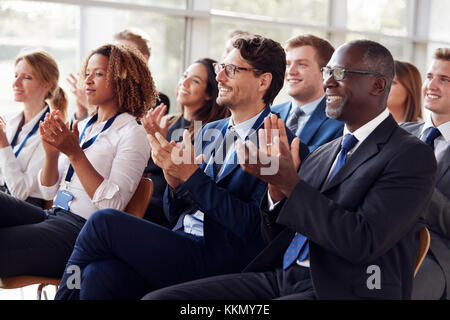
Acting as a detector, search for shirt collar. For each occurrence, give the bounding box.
[421,115,450,143]
[292,95,324,116]
[229,108,266,140]
[343,108,390,144]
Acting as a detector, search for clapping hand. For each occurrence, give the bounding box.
[39,110,83,161]
[235,114,301,202]
[148,129,203,190]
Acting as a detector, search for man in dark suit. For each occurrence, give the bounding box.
[271,34,343,152]
[54,35,308,300]
[143,40,437,300]
[402,48,450,300]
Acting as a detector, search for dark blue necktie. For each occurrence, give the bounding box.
[423,127,441,150]
[282,134,358,270]
[329,134,359,181]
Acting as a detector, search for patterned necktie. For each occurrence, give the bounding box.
[282,134,358,270]
[423,127,441,150]
[285,107,304,135]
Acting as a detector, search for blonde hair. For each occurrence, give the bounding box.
[15,48,68,121]
[80,44,157,118]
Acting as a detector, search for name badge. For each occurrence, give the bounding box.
[54,189,74,211]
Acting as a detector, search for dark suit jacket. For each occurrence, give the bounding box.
[401,121,450,299]
[271,98,344,152]
[164,109,310,275]
[245,115,437,299]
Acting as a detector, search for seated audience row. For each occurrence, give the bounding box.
[0,29,447,300]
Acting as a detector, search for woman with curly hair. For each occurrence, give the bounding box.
[0,48,68,208]
[0,44,156,279]
[141,58,229,225]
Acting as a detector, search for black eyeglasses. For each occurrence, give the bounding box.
[213,62,260,78]
[321,67,384,81]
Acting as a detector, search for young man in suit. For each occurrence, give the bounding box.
[143,40,437,300]
[271,34,344,152]
[55,35,309,300]
[402,48,450,300]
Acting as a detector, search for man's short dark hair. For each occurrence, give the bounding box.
[347,40,395,102]
[233,35,286,105]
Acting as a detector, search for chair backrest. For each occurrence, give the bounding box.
[124,177,153,219]
[414,226,430,278]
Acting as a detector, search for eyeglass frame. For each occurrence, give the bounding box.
[321,66,384,81]
[213,62,262,78]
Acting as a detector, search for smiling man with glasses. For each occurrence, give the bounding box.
[144,40,437,301]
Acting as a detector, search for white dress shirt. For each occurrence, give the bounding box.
[269,108,390,267]
[420,116,450,162]
[38,112,150,221]
[0,107,48,200]
[286,96,323,136]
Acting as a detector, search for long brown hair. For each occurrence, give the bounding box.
[15,48,68,121]
[173,58,229,141]
[394,60,423,122]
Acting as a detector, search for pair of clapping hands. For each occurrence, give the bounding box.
[144,108,302,200]
[39,110,82,161]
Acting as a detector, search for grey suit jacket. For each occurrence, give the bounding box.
[401,121,450,299]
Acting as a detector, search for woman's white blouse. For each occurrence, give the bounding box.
[0,107,48,200]
[38,112,150,220]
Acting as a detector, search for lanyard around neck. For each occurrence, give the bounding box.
[64,112,121,182]
[11,106,50,158]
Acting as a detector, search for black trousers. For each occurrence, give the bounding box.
[142,263,316,300]
[0,192,86,278]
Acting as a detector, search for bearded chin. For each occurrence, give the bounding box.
[325,102,344,120]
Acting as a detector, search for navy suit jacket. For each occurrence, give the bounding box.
[163,110,310,275]
[245,115,437,299]
[402,121,450,299]
[271,97,344,152]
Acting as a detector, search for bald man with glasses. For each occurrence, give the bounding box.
[144,40,437,300]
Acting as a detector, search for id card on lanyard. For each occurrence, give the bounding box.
[53,112,120,211]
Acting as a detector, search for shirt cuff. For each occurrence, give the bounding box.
[37,169,60,200]
[267,191,281,211]
[91,179,120,204]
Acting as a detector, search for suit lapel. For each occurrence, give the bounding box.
[436,145,450,185]
[321,115,397,193]
[302,138,341,190]
[299,97,327,144]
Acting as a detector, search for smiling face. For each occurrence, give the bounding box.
[423,58,450,125]
[216,48,263,111]
[84,54,116,108]
[285,45,325,105]
[176,62,210,111]
[13,59,49,105]
[324,44,382,131]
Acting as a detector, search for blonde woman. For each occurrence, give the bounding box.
[0,49,67,208]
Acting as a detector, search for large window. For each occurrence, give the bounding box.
[0,0,79,115]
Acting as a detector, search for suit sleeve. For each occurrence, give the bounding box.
[422,188,450,238]
[277,142,437,264]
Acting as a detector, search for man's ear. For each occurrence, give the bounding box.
[259,72,272,94]
[371,77,387,96]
